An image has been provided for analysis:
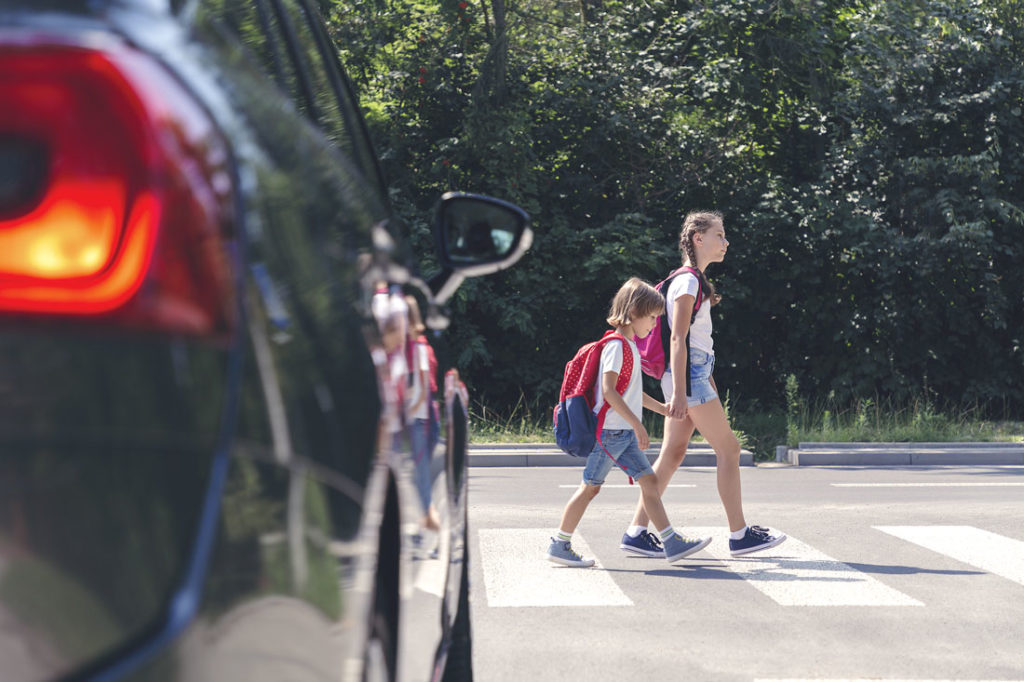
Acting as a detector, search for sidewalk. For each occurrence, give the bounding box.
[468,441,1024,467]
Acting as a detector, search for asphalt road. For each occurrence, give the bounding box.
[466,463,1024,682]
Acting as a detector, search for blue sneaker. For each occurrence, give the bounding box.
[729,526,787,556]
[619,530,664,557]
[546,538,595,567]
[663,533,712,563]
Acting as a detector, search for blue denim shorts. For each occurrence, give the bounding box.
[582,429,655,486]
[661,348,718,407]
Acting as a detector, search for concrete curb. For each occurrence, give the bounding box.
[785,442,1024,466]
[468,443,754,467]
[797,441,1024,450]
[467,442,1024,467]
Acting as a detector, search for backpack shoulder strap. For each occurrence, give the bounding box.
[659,265,703,331]
[681,266,706,320]
[600,331,632,396]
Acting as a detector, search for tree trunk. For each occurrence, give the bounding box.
[579,0,601,23]
[490,0,507,103]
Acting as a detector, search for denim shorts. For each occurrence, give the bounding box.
[661,348,718,407]
[582,429,655,486]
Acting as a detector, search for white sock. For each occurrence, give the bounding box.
[556,529,572,543]
[658,526,675,541]
[730,526,748,540]
[627,525,646,538]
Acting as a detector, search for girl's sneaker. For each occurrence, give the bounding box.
[729,526,787,556]
[546,538,595,567]
[619,530,664,557]
[663,533,712,563]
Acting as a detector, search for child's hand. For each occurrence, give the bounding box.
[636,423,651,451]
[667,397,688,421]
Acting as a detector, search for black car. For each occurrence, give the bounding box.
[0,1,531,680]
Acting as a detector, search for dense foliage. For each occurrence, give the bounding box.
[325,0,1024,417]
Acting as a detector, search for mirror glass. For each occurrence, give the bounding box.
[440,197,524,265]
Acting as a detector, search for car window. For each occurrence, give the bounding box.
[193,0,298,97]
[192,0,385,195]
[271,0,386,192]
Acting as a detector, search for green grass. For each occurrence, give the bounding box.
[469,392,1023,461]
[468,395,687,444]
[786,397,1024,447]
[469,397,554,444]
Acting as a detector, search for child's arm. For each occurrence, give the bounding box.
[643,392,667,417]
[600,370,651,450]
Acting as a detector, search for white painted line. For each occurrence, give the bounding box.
[753,675,1024,679]
[477,529,633,607]
[688,527,923,607]
[557,484,696,488]
[875,525,1024,587]
[833,482,1024,487]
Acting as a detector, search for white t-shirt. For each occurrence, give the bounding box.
[405,341,431,421]
[592,337,642,431]
[665,271,713,356]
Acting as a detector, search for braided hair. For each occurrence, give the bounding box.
[678,211,723,306]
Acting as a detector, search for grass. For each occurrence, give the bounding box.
[469,391,1023,461]
[786,396,1024,447]
[468,394,696,444]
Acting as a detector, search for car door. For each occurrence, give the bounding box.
[182,0,448,679]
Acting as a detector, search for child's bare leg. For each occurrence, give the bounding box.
[559,483,601,534]
[635,474,670,531]
[630,415,695,528]
[689,399,746,532]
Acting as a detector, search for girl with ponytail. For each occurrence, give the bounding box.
[618,211,787,558]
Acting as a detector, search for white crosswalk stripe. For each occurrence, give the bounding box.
[478,528,633,607]
[755,678,1024,681]
[686,527,923,606]
[833,482,1024,487]
[875,525,1024,587]
[477,525,1024,608]
[557,484,696,488]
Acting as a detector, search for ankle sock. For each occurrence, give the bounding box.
[626,525,646,538]
[658,526,675,541]
[730,526,748,540]
[556,529,572,543]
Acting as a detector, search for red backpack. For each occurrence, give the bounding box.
[635,266,705,395]
[552,330,633,458]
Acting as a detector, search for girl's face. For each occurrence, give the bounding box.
[695,221,729,263]
[631,312,659,340]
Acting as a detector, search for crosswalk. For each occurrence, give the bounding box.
[478,529,633,607]
[477,525,1024,609]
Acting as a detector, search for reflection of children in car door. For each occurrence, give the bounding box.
[405,296,441,533]
[371,284,407,456]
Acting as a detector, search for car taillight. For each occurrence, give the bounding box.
[0,41,236,338]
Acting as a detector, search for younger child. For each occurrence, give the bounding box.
[547,278,712,567]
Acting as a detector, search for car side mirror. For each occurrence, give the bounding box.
[429,192,532,304]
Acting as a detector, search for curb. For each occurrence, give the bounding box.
[467,442,1024,467]
[784,442,1024,466]
[468,443,754,467]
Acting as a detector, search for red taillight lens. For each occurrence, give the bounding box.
[0,42,235,337]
